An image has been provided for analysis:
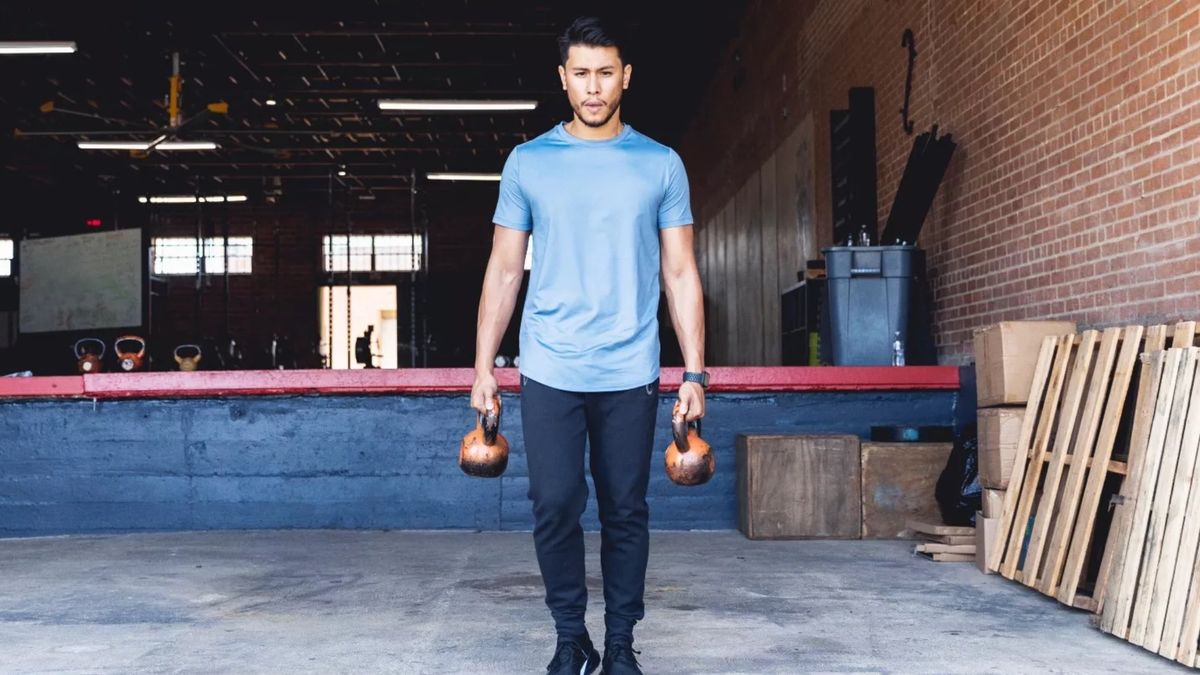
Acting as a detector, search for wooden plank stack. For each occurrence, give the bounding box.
[980,320,1200,669]
[909,519,975,562]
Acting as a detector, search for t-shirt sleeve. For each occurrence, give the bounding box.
[658,149,694,229]
[492,148,532,231]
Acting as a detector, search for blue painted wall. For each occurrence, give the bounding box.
[0,388,960,536]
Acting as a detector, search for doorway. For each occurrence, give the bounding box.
[319,285,398,369]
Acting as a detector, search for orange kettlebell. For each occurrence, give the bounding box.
[115,335,147,372]
[460,397,509,478]
[74,338,105,374]
[665,401,715,486]
[174,344,202,372]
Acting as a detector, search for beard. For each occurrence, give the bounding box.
[573,90,623,128]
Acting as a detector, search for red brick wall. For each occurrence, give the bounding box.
[681,0,1200,364]
[130,194,498,371]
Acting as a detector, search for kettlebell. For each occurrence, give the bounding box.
[665,401,715,486]
[460,397,509,478]
[73,338,105,374]
[174,344,203,372]
[115,335,147,372]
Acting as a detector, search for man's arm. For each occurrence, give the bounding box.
[471,225,529,413]
[660,224,706,420]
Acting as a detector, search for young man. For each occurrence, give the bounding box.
[471,15,707,675]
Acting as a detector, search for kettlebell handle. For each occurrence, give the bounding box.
[671,402,702,453]
[174,344,202,359]
[115,335,146,358]
[74,338,106,359]
[480,397,502,446]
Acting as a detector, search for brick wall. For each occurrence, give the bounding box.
[681,0,1200,364]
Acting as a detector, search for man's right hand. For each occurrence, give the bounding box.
[471,371,499,415]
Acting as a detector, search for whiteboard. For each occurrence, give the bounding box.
[19,229,143,333]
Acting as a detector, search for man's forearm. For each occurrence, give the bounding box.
[664,270,705,372]
[475,259,524,373]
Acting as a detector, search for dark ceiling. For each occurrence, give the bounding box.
[0,1,747,207]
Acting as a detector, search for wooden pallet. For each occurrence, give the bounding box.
[1097,345,1200,667]
[989,322,1198,612]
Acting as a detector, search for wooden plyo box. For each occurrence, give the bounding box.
[861,442,953,539]
[736,434,861,539]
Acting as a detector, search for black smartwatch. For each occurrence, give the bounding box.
[682,370,709,390]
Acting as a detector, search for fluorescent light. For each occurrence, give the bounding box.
[138,195,248,204]
[0,41,77,55]
[265,98,277,106]
[77,140,218,151]
[378,99,538,112]
[426,172,502,182]
[157,141,218,151]
[78,141,150,150]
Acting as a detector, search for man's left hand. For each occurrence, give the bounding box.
[677,381,705,422]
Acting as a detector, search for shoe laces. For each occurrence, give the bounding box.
[548,639,587,671]
[606,640,641,666]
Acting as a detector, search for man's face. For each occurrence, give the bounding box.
[558,44,632,128]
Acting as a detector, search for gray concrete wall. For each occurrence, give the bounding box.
[0,390,959,536]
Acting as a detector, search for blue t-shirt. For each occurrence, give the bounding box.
[492,122,694,392]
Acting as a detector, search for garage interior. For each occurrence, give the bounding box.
[2,1,1200,673]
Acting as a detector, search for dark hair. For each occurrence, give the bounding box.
[557,16,628,65]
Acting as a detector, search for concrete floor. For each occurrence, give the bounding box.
[0,531,1186,674]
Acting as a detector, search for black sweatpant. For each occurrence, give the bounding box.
[520,374,660,643]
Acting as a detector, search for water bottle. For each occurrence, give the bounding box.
[892,331,906,367]
[858,225,871,247]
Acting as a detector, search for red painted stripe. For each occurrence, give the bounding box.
[81,368,523,398]
[0,376,85,398]
[0,365,959,399]
[666,366,960,392]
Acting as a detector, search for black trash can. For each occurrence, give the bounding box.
[822,245,920,365]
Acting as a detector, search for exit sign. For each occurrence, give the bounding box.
[85,218,102,228]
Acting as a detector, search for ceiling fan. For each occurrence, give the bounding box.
[16,52,230,156]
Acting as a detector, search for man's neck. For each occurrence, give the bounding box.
[564,115,624,141]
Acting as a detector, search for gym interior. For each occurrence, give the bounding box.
[2,2,1199,673]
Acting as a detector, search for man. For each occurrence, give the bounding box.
[471,15,707,675]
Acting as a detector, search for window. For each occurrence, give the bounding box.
[0,238,12,277]
[323,234,423,272]
[151,237,253,275]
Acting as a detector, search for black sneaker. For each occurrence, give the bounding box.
[546,636,600,675]
[601,640,642,675]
